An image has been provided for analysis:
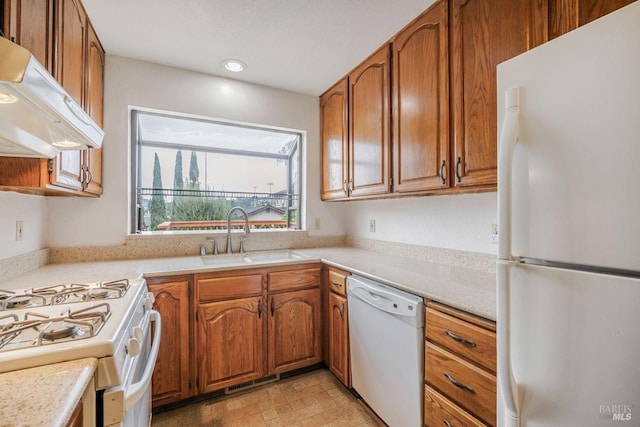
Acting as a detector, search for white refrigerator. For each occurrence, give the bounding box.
[496,2,640,426]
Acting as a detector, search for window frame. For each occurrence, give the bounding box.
[129,107,303,234]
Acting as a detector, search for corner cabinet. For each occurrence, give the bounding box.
[147,277,193,408]
[0,0,105,197]
[348,45,391,198]
[320,79,349,200]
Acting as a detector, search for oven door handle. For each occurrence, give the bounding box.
[124,309,161,411]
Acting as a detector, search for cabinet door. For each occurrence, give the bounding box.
[268,288,322,374]
[549,0,636,39]
[392,0,449,193]
[148,280,191,408]
[83,22,104,195]
[349,45,391,197]
[450,0,547,187]
[320,78,349,200]
[3,0,54,71]
[55,0,85,104]
[51,0,86,191]
[327,292,349,387]
[197,297,265,393]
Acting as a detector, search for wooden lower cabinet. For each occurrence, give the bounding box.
[424,302,497,426]
[148,278,192,408]
[424,385,485,427]
[190,264,322,397]
[197,296,265,393]
[327,291,349,386]
[268,288,323,374]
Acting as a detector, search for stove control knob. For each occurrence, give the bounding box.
[132,326,144,342]
[145,293,156,310]
[126,337,141,357]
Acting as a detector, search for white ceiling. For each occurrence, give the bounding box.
[82,0,434,96]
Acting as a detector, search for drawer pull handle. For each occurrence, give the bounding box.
[444,330,477,347]
[443,421,453,427]
[444,372,475,393]
[331,280,343,288]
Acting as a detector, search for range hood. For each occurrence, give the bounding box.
[0,37,104,158]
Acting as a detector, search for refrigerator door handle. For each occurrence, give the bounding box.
[498,260,520,427]
[498,87,520,261]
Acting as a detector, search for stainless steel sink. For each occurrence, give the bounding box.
[199,254,249,266]
[200,250,307,266]
[244,250,307,263]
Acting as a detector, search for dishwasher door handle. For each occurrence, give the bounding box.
[351,287,403,316]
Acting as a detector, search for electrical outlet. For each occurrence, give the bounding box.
[313,218,321,230]
[16,221,23,241]
[490,223,498,244]
[369,219,376,233]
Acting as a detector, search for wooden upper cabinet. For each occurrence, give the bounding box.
[0,0,105,197]
[148,279,192,408]
[49,0,86,191]
[392,0,449,193]
[83,22,104,195]
[348,45,391,197]
[54,0,85,104]
[320,79,349,200]
[549,0,636,39]
[450,0,547,188]
[2,0,54,72]
[197,296,265,394]
[268,288,322,374]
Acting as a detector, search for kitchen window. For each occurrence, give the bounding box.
[130,109,301,233]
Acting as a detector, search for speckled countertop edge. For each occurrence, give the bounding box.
[0,358,97,427]
[0,247,496,320]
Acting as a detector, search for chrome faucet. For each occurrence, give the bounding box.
[226,207,250,254]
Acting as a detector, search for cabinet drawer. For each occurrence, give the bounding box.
[268,267,321,292]
[425,342,496,425]
[425,385,487,427]
[426,307,496,372]
[327,266,349,297]
[197,274,263,302]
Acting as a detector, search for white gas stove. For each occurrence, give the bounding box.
[0,278,161,427]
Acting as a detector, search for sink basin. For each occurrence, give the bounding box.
[200,254,249,266]
[244,250,307,263]
[200,250,307,266]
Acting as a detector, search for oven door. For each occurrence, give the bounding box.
[104,309,161,427]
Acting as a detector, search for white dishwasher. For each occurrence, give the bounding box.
[347,275,424,427]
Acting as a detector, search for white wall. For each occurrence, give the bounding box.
[47,55,346,247]
[0,192,48,259]
[344,192,498,254]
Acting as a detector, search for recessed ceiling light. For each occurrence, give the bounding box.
[222,59,246,73]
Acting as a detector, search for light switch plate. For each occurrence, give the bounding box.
[16,221,23,241]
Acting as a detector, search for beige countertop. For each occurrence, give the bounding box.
[0,247,496,320]
[0,358,96,427]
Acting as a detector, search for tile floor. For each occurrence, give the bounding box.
[151,368,385,426]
